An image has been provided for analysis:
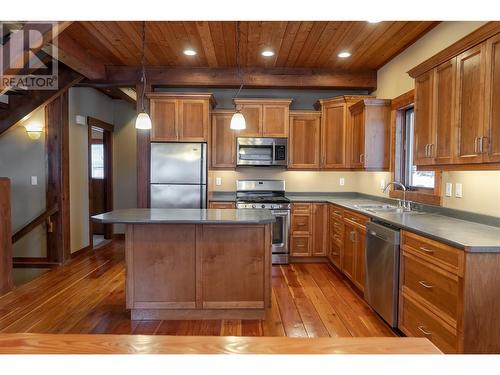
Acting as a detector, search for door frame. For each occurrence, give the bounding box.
[87,116,114,248]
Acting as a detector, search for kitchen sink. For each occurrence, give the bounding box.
[354,204,403,213]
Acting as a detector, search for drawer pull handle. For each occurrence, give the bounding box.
[334,211,341,215]
[296,244,305,248]
[331,252,339,256]
[419,247,434,254]
[418,281,434,289]
[417,326,432,336]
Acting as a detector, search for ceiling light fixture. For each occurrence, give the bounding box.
[338,51,351,58]
[184,49,197,56]
[135,21,152,130]
[231,21,246,130]
[261,50,275,57]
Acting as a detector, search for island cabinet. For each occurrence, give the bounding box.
[288,111,321,169]
[399,230,500,353]
[315,95,374,169]
[210,111,236,169]
[234,99,292,138]
[290,203,328,257]
[148,93,215,142]
[409,30,500,167]
[348,99,391,170]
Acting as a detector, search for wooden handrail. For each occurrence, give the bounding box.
[12,205,58,244]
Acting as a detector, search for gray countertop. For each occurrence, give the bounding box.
[286,194,500,253]
[92,208,275,225]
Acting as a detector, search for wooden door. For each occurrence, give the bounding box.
[353,226,366,292]
[178,99,209,141]
[150,98,178,141]
[262,104,289,137]
[289,113,321,169]
[433,58,457,164]
[349,108,365,169]
[211,112,236,168]
[414,71,435,165]
[321,103,346,168]
[484,34,500,163]
[342,221,356,281]
[312,203,328,256]
[456,43,487,164]
[237,104,262,137]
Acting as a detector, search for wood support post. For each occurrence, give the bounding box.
[0,178,13,295]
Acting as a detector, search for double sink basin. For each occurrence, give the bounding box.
[353,203,423,215]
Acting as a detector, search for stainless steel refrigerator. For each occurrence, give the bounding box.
[150,142,207,208]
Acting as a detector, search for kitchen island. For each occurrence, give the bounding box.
[92,209,274,320]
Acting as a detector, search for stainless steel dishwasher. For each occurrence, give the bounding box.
[364,221,401,328]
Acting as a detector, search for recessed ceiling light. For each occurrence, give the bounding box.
[184,49,197,56]
[261,50,275,57]
[367,20,381,24]
[337,51,351,58]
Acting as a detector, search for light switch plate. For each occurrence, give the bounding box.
[215,177,222,186]
[455,183,463,198]
[339,178,345,186]
[445,183,453,197]
[31,176,37,185]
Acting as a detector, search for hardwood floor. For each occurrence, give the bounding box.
[0,240,395,337]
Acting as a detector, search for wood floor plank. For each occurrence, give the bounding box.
[0,240,395,339]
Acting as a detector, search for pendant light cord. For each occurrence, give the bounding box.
[234,21,243,99]
[140,21,147,112]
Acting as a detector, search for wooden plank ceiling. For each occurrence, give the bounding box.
[64,21,438,70]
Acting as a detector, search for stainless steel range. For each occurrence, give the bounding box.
[236,180,290,264]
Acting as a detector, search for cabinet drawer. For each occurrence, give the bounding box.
[343,210,369,227]
[402,231,464,275]
[329,238,342,269]
[292,214,311,233]
[400,292,459,353]
[330,220,344,245]
[402,252,460,325]
[292,203,312,214]
[291,236,310,256]
[208,201,235,209]
[329,205,343,220]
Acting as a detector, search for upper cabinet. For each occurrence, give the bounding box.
[288,111,321,169]
[234,99,292,138]
[148,93,215,142]
[409,27,500,167]
[348,99,391,170]
[211,111,236,169]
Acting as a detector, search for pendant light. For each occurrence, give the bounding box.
[230,21,246,130]
[135,21,152,130]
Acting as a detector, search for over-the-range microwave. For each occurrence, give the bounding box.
[236,137,287,167]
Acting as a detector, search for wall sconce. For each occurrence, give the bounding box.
[24,122,43,140]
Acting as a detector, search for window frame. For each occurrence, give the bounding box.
[390,90,442,206]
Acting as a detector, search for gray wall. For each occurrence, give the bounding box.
[155,87,368,110]
[0,108,47,258]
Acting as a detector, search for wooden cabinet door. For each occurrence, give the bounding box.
[289,114,321,169]
[484,34,500,163]
[342,221,356,281]
[321,103,346,168]
[150,98,178,141]
[349,108,365,169]
[178,99,209,141]
[353,226,366,292]
[433,58,457,164]
[456,43,487,164]
[237,104,263,137]
[262,104,289,137]
[211,112,236,168]
[414,71,435,165]
[312,203,328,256]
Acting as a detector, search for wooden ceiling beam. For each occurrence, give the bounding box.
[100,66,377,90]
[43,32,107,80]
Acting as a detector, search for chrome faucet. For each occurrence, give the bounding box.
[383,182,411,211]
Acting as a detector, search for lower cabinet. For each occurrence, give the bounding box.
[290,203,328,257]
[208,201,236,209]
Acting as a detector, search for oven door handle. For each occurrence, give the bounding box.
[271,210,290,216]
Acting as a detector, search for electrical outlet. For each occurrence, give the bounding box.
[445,183,453,197]
[31,176,37,185]
[339,178,345,186]
[455,183,463,198]
[380,179,386,190]
[215,177,222,186]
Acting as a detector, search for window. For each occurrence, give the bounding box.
[402,107,435,189]
[91,144,104,179]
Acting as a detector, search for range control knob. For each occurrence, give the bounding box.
[261,204,266,209]
[252,204,256,208]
